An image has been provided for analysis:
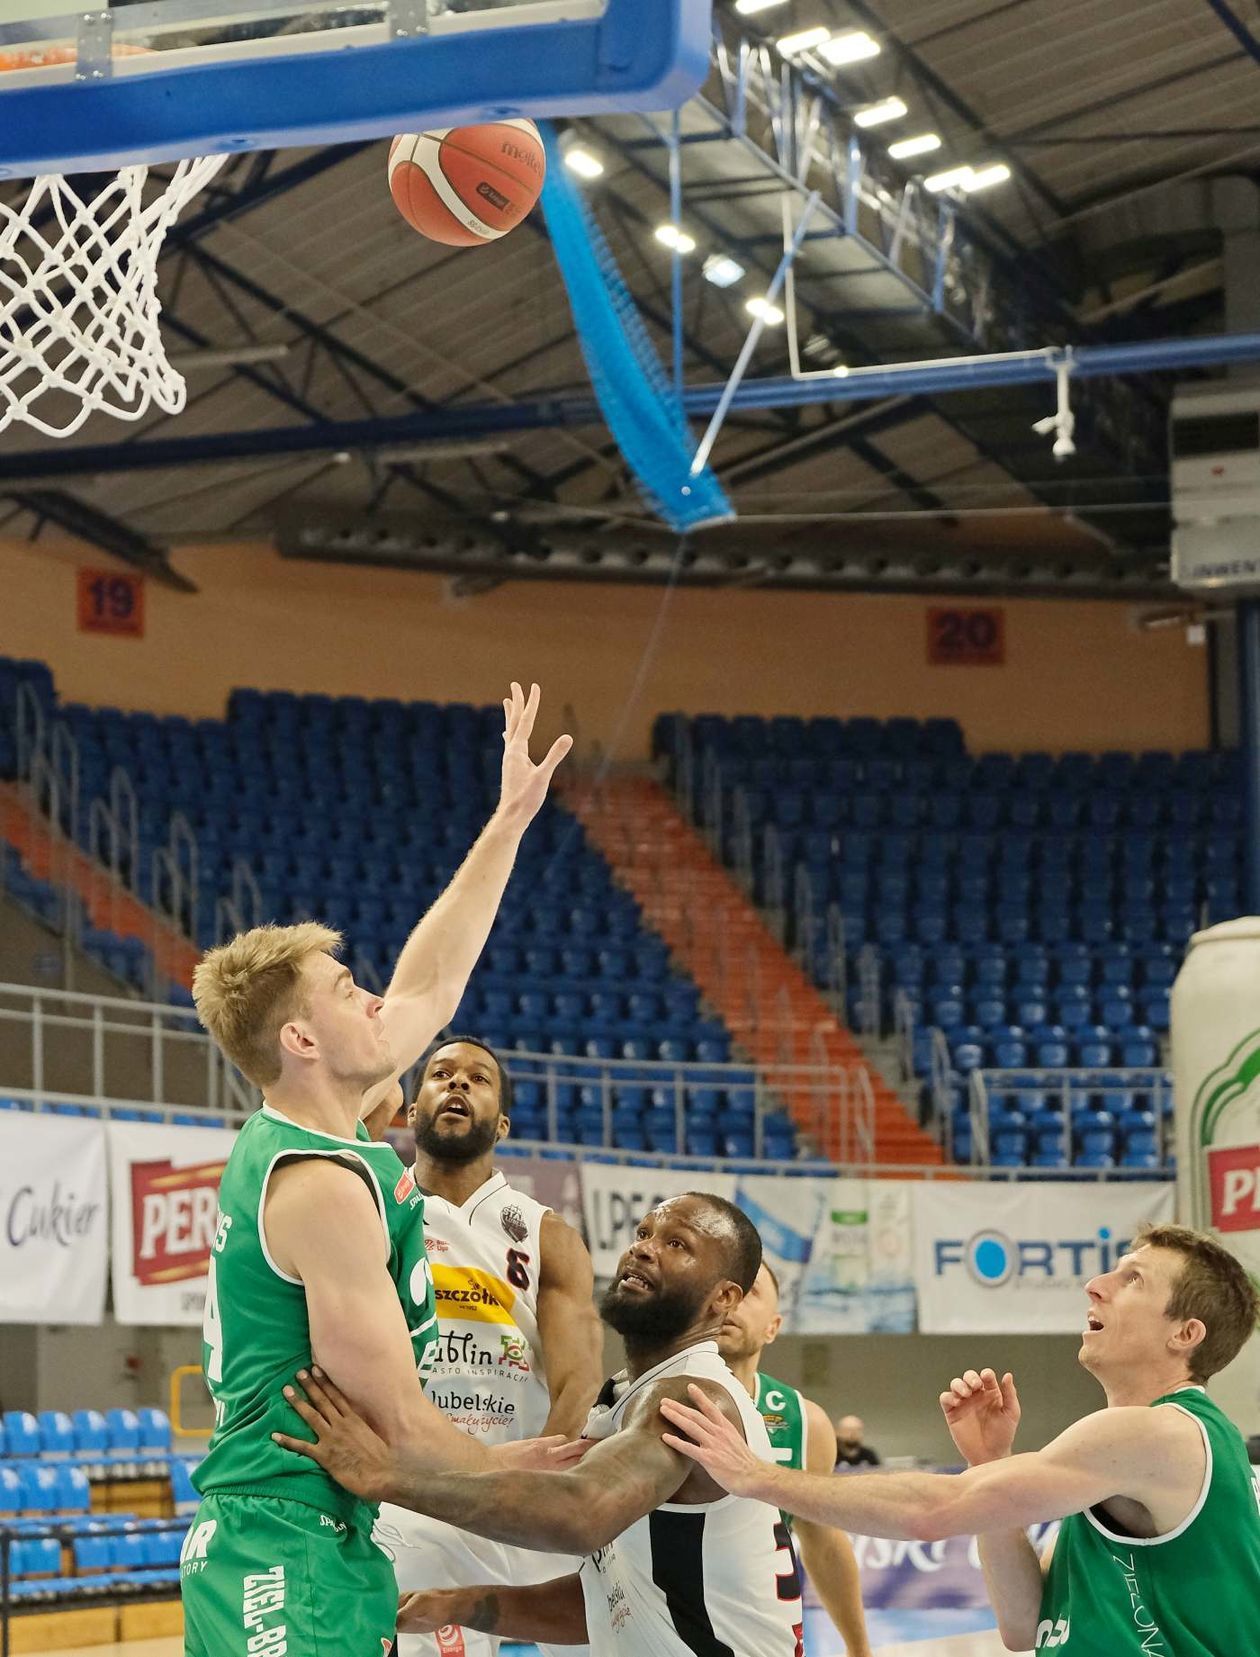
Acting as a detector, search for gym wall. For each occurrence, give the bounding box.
[2,537,1209,759]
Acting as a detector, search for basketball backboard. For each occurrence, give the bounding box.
[0,0,711,177]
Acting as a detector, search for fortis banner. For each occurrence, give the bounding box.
[914,1181,1173,1334]
[107,1119,236,1325]
[0,1113,108,1324]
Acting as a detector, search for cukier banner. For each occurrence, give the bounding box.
[107,1119,236,1326]
[914,1181,1174,1334]
[0,1113,108,1324]
[579,1163,736,1278]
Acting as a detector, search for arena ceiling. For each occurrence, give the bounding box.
[1,0,1257,598]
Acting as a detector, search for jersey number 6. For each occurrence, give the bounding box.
[507,1248,532,1291]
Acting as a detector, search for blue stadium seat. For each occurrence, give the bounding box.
[3,1411,39,1456]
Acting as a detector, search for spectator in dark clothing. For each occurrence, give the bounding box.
[834,1415,880,1468]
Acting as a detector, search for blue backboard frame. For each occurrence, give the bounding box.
[0,0,712,177]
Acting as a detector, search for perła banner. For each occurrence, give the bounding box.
[0,1113,108,1324]
[107,1119,236,1325]
[914,1181,1173,1334]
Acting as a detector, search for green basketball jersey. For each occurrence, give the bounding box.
[1038,1387,1260,1654]
[194,1104,438,1519]
[755,1370,809,1531]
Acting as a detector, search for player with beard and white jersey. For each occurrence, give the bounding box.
[370,1036,603,1657]
[275,1193,805,1657]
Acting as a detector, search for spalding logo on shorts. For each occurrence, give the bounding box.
[1035,1617,1070,1648]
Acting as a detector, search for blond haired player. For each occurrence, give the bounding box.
[182,683,575,1657]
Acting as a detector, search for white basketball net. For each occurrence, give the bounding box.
[0,153,227,438]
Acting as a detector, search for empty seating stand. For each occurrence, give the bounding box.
[658,715,1218,1172]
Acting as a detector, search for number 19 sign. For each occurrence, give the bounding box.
[78,568,144,638]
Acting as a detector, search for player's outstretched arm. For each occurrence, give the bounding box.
[794,1401,873,1657]
[360,681,571,1120]
[397,1575,588,1645]
[537,1212,604,1439]
[267,1159,498,1473]
[276,1369,738,1554]
[661,1384,1195,1540]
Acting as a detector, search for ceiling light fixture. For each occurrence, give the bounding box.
[925,161,1012,193]
[853,96,907,128]
[734,0,789,13]
[888,132,942,160]
[746,296,785,325]
[817,28,880,65]
[703,252,746,288]
[563,145,604,180]
[655,223,697,254]
[776,25,831,55]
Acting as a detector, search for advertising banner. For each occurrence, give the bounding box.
[0,1113,108,1324]
[914,1181,1174,1334]
[580,1164,735,1278]
[796,1178,917,1335]
[107,1119,236,1326]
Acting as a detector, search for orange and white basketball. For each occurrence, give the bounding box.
[387,119,546,248]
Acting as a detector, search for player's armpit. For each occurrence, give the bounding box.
[536,1211,603,1438]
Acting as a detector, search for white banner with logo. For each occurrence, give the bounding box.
[107,1120,236,1325]
[580,1164,735,1278]
[0,1114,108,1324]
[735,1176,917,1334]
[914,1181,1174,1334]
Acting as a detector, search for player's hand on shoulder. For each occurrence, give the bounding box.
[658,1381,764,1497]
[939,1368,1020,1466]
[272,1366,397,1504]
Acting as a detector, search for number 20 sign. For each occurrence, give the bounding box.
[77,568,145,638]
[927,606,1004,666]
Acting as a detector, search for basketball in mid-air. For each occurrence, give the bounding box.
[387,118,546,247]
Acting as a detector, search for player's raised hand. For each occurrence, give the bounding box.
[497,682,572,828]
[939,1368,1021,1467]
[659,1385,765,1497]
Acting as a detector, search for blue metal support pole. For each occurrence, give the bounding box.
[1238,599,1260,913]
[690,191,820,477]
[669,110,685,407]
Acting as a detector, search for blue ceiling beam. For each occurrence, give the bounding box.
[4,330,1259,483]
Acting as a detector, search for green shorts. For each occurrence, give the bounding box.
[181,1490,397,1657]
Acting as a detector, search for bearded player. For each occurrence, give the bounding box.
[718,1264,872,1657]
[372,1035,602,1657]
[276,1194,804,1657]
[183,684,574,1657]
[661,1223,1260,1656]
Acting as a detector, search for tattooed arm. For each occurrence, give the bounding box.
[397,1576,587,1644]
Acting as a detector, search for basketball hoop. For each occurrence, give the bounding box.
[0,48,225,437]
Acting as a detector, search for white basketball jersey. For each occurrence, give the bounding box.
[578,1340,804,1657]
[420,1170,551,1445]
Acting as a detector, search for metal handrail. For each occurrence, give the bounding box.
[50,718,79,843]
[229,858,262,930]
[856,944,881,1038]
[109,764,139,887]
[730,786,754,895]
[968,1069,990,1166]
[762,823,785,940]
[825,902,847,1008]
[927,1025,954,1143]
[892,985,916,1082]
[14,680,44,782]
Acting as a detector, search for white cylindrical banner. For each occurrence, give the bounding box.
[1171,917,1260,1425]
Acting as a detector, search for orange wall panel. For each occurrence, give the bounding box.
[0,538,1209,758]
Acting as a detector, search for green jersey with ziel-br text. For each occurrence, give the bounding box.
[194,1103,438,1520]
[1037,1386,1260,1654]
